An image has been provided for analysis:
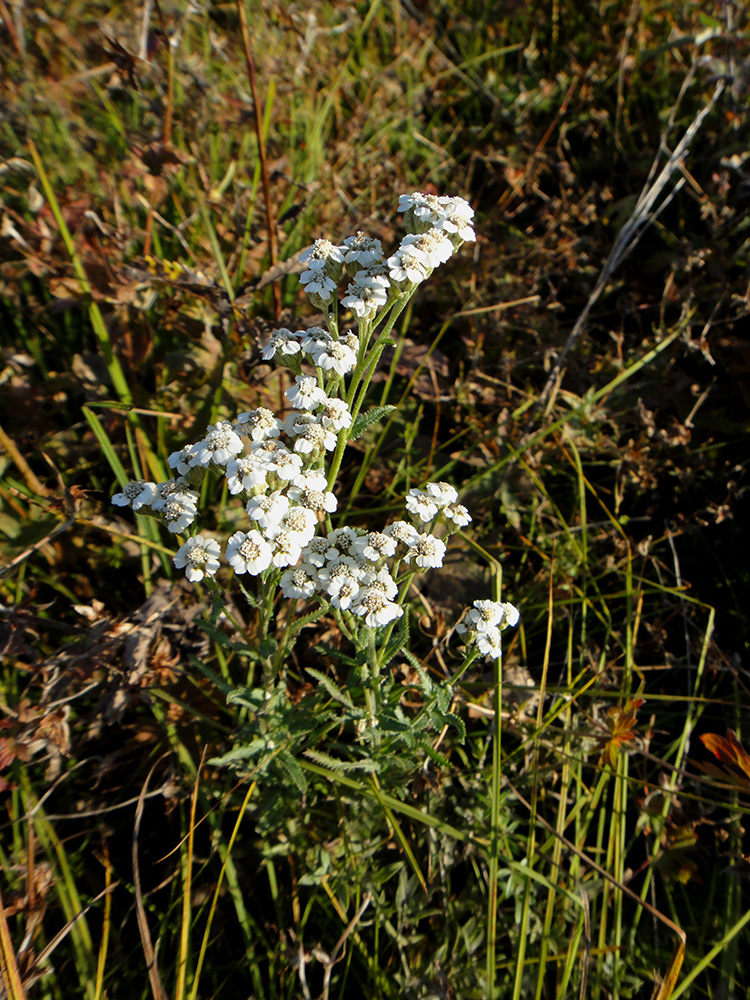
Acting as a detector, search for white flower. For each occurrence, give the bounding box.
[319,397,353,432]
[386,244,430,287]
[190,421,244,468]
[112,480,157,511]
[301,535,332,567]
[235,407,284,441]
[327,526,363,560]
[318,556,364,593]
[476,628,502,658]
[341,274,388,319]
[383,519,420,547]
[314,340,358,376]
[263,447,303,482]
[352,531,397,563]
[226,529,273,575]
[399,192,475,247]
[342,232,383,270]
[457,601,520,656]
[401,533,446,569]
[300,238,345,270]
[152,491,199,533]
[299,267,338,301]
[226,457,267,494]
[467,600,520,633]
[299,240,345,302]
[425,481,458,507]
[274,505,318,544]
[286,482,338,515]
[279,562,320,599]
[400,230,454,271]
[405,488,440,523]
[245,491,290,533]
[173,535,221,582]
[444,502,471,527]
[327,575,361,611]
[289,418,337,455]
[361,566,399,600]
[285,375,328,411]
[167,446,196,476]
[434,195,476,245]
[261,328,303,361]
[300,326,333,358]
[269,530,303,568]
[352,587,403,627]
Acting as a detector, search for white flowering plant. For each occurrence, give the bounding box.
[111,193,518,778]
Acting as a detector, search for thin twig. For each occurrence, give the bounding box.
[237,0,281,319]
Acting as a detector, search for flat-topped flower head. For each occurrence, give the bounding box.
[288,417,337,455]
[352,587,403,628]
[319,397,352,432]
[433,195,476,246]
[235,407,284,441]
[112,479,157,511]
[401,533,446,569]
[425,481,459,507]
[225,457,267,494]
[152,491,199,533]
[226,529,273,575]
[302,535,333,567]
[167,445,196,477]
[383,519,420,547]
[400,230,454,271]
[456,600,519,660]
[269,529,304,568]
[245,491,290,533]
[300,238,345,271]
[299,240,346,303]
[405,488,440,523]
[173,535,221,582]
[313,340,358,377]
[190,421,244,468]
[386,243,430,287]
[261,328,303,362]
[444,502,471,527]
[279,562,320,599]
[285,375,328,412]
[353,531,398,563]
[399,192,475,247]
[342,232,383,271]
[275,505,317,544]
[341,274,388,320]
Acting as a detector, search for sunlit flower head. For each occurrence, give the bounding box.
[173,535,221,582]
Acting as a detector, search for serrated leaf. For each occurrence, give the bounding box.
[306,667,359,711]
[350,405,396,441]
[303,749,378,773]
[279,750,307,791]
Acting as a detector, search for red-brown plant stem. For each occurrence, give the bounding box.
[237,0,281,320]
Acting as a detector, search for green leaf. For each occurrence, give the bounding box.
[350,405,397,441]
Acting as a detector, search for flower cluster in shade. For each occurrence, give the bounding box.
[455,600,521,659]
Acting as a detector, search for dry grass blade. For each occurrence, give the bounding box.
[0,882,27,1000]
[528,78,726,425]
[133,762,168,1000]
[509,781,686,998]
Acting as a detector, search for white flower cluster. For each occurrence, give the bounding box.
[456,600,520,659]
[298,194,475,314]
[111,193,493,632]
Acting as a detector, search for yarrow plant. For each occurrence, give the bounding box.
[112,193,518,747]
